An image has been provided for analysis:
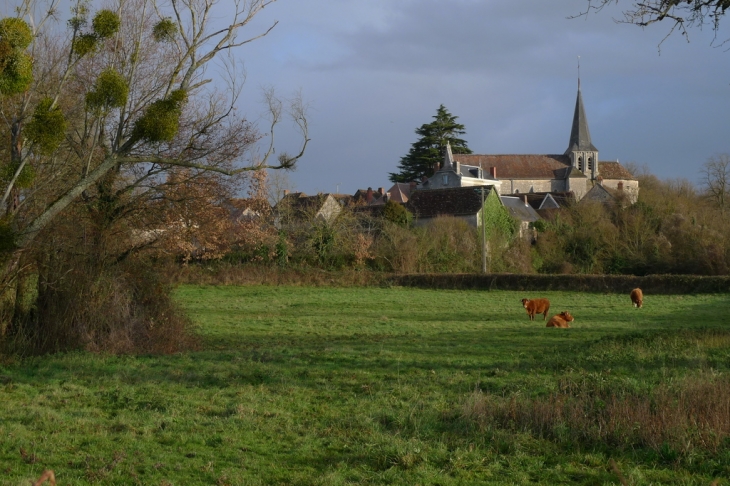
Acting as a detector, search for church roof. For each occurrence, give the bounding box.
[566,86,597,153]
[453,154,581,180]
[597,161,635,180]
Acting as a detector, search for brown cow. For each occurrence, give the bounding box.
[521,298,550,321]
[630,288,643,308]
[546,311,574,328]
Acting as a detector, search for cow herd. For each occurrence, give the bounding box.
[521,288,643,328]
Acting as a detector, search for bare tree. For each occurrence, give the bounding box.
[0,0,308,268]
[701,153,730,211]
[577,0,730,46]
[0,0,309,350]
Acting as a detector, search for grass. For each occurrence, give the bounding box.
[1,286,730,485]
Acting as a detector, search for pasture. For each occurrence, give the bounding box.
[1,286,730,485]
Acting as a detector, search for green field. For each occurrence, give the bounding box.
[1,286,730,485]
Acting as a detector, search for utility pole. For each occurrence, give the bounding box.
[481,186,487,274]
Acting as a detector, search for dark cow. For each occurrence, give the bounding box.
[521,298,550,321]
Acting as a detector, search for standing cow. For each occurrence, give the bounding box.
[521,298,550,321]
[630,288,643,308]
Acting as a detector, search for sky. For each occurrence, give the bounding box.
[27,0,724,197]
[226,0,730,196]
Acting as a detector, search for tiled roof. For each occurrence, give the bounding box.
[504,193,553,210]
[387,182,414,203]
[453,154,577,179]
[332,194,354,206]
[276,192,335,212]
[223,198,270,222]
[598,162,635,180]
[353,188,384,205]
[500,196,541,223]
[408,186,492,218]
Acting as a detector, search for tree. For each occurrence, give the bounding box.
[701,153,730,212]
[389,105,472,183]
[0,0,309,352]
[579,1,730,46]
[382,200,412,227]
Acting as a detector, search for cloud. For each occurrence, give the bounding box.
[231,1,730,194]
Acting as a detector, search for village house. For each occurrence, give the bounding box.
[407,186,501,228]
[500,195,541,239]
[274,191,342,226]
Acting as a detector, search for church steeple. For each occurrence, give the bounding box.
[565,80,599,180]
[443,141,454,170]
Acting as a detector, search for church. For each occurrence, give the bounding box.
[422,82,639,204]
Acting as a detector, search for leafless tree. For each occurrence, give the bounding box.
[701,153,730,211]
[0,0,309,268]
[576,1,730,47]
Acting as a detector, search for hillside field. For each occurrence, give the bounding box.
[1,286,730,485]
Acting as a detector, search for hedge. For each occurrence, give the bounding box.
[388,273,730,294]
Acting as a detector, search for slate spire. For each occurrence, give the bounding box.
[443,141,454,170]
[565,82,597,154]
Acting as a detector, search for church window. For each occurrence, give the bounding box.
[588,157,593,171]
[578,156,584,172]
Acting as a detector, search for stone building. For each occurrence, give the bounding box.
[407,186,501,228]
[420,142,502,192]
[453,82,638,203]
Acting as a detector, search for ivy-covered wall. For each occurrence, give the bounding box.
[481,188,517,240]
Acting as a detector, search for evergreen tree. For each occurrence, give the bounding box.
[389,105,472,183]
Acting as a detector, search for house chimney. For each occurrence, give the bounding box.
[366,187,373,203]
[489,166,497,179]
[523,195,528,206]
[617,181,624,191]
[596,176,604,186]
[284,189,290,195]
[409,181,417,194]
[433,163,440,174]
[378,187,385,197]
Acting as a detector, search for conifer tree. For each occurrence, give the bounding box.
[389,105,472,183]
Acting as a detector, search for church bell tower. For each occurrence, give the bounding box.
[565,80,599,180]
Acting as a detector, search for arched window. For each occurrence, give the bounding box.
[588,157,593,171]
[578,156,584,172]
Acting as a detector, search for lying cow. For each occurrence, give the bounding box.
[546,311,574,328]
[630,288,643,308]
[521,298,550,321]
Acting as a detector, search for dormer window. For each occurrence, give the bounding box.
[442,174,448,185]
